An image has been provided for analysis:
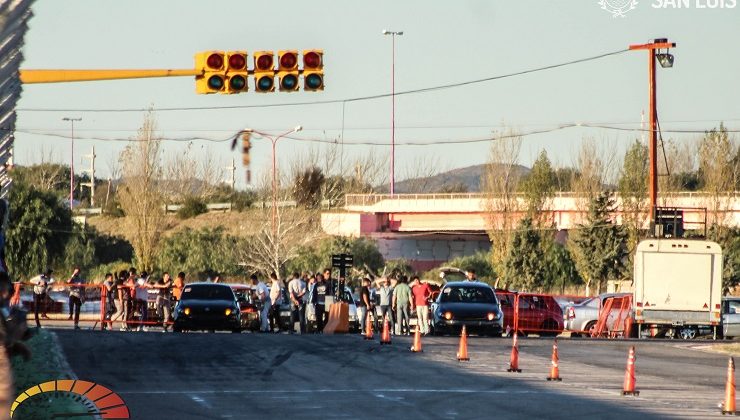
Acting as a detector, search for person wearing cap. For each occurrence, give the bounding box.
[30,269,53,328]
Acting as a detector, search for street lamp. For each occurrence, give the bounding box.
[62,117,82,210]
[383,29,403,196]
[628,38,676,232]
[243,125,302,236]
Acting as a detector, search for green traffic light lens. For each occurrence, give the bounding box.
[305,74,323,90]
[207,75,224,90]
[257,76,274,91]
[281,75,298,90]
[229,75,247,91]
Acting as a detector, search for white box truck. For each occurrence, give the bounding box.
[633,238,723,339]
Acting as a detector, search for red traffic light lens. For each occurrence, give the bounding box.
[303,52,321,68]
[280,53,297,69]
[256,54,273,70]
[228,54,246,70]
[206,53,224,69]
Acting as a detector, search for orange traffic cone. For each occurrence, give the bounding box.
[507,332,522,373]
[410,325,423,352]
[364,312,373,340]
[622,346,639,396]
[457,325,470,361]
[380,317,392,345]
[546,339,562,381]
[722,357,736,415]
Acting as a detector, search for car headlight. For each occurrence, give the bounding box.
[487,312,497,321]
[225,308,233,316]
[182,307,191,316]
[444,312,453,320]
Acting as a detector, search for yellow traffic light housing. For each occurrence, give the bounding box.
[278,50,299,92]
[225,51,248,94]
[242,132,252,166]
[253,51,275,93]
[195,51,226,94]
[302,49,324,91]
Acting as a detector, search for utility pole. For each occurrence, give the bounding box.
[224,158,236,191]
[62,117,81,210]
[629,38,676,231]
[80,146,96,207]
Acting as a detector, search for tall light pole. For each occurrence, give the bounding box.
[244,126,302,236]
[383,29,403,195]
[62,117,81,210]
[629,38,675,232]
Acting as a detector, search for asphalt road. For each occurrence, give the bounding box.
[53,330,734,419]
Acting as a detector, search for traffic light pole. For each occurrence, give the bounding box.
[628,38,675,230]
[20,69,201,84]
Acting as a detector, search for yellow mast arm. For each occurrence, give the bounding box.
[19,69,202,84]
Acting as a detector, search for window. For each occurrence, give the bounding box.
[440,287,496,304]
[181,285,235,301]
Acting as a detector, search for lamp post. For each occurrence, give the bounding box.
[62,117,82,210]
[383,29,403,196]
[244,126,302,236]
[628,38,675,231]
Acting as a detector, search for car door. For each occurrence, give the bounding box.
[723,299,740,338]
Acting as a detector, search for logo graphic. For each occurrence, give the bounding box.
[11,379,130,419]
[599,0,639,17]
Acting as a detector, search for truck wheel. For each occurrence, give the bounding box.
[677,327,698,340]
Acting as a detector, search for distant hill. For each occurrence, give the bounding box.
[384,164,531,193]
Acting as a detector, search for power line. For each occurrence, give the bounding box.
[17,49,630,114]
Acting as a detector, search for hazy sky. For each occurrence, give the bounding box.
[14,0,740,189]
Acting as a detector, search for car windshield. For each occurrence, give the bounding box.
[181,285,235,301]
[439,286,495,304]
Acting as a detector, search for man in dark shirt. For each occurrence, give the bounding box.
[315,273,328,332]
[66,268,85,329]
[358,278,371,334]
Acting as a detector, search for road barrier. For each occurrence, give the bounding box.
[593,295,633,339]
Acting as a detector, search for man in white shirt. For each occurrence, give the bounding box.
[269,272,283,333]
[288,272,306,334]
[30,269,53,328]
[251,274,270,333]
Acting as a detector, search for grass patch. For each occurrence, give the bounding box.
[708,343,740,356]
[10,329,81,419]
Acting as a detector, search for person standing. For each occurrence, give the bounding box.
[30,269,53,328]
[357,278,371,334]
[268,273,283,333]
[315,272,328,332]
[411,276,432,335]
[172,272,185,302]
[377,278,394,335]
[392,276,412,335]
[251,274,270,333]
[465,269,478,282]
[150,273,172,332]
[305,274,317,333]
[66,268,85,329]
[134,272,150,331]
[109,272,128,331]
[101,273,115,330]
[288,272,306,334]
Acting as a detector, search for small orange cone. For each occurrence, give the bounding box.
[622,346,639,396]
[380,317,392,345]
[507,332,522,373]
[457,325,470,361]
[410,325,423,352]
[722,357,736,415]
[363,312,373,340]
[546,339,562,381]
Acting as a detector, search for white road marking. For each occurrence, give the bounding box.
[119,388,544,395]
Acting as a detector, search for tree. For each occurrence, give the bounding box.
[157,227,238,279]
[618,140,649,279]
[519,149,556,218]
[569,192,628,295]
[443,252,496,285]
[544,242,582,294]
[292,166,325,209]
[116,112,167,272]
[5,183,71,279]
[286,236,384,276]
[503,217,547,291]
[698,124,735,226]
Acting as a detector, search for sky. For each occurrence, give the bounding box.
[14,0,740,190]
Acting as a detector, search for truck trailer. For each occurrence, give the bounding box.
[633,238,723,339]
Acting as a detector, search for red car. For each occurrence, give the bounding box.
[496,290,564,337]
[230,284,261,332]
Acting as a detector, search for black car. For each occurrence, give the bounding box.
[431,282,504,337]
[173,283,241,333]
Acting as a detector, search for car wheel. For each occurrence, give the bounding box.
[540,319,559,337]
[585,321,597,338]
[677,326,698,340]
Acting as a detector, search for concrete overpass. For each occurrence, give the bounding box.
[321,192,740,271]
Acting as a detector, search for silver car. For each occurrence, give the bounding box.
[722,297,740,339]
[563,292,631,337]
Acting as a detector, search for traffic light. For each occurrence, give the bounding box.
[225,51,248,94]
[302,49,324,91]
[241,132,252,166]
[253,51,275,93]
[278,50,299,92]
[195,51,226,94]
